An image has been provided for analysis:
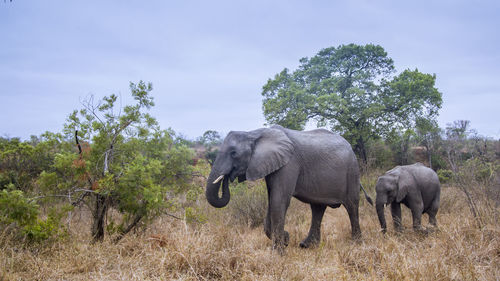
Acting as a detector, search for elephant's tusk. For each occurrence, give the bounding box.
[213,175,224,184]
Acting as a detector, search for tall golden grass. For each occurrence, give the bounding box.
[1,185,499,280]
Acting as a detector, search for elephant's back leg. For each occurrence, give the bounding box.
[409,198,425,231]
[426,195,440,227]
[344,164,362,239]
[299,203,327,248]
[344,202,361,239]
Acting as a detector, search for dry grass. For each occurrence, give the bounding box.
[1,186,499,281]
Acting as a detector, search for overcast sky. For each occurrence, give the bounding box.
[1,0,499,140]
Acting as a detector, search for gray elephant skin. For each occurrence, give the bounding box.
[375,163,441,233]
[205,125,372,253]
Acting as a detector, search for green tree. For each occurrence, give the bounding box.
[49,81,195,242]
[197,130,222,167]
[199,130,221,147]
[415,117,442,169]
[385,128,415,166]
[262,44,442,163]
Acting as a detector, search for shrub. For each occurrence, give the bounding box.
[437,169,453,183]
[453,158,500,228]
[228,182,267,228]
[430,153,447,170]
[0,187,38,228]
[60,82,197,242]
[23,216,62,242]
[185,206,207,224]
[0,188,68,243]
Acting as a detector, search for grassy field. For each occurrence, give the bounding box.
[1,185,499,280]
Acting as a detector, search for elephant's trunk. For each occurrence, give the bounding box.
[205,170,230,208]
[376,197,387,233]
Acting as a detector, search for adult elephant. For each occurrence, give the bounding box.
[375,163,441,233]
[205,125,372,253]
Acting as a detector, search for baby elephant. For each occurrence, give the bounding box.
[375,163,441,233]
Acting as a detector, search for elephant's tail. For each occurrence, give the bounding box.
[360,183,373,205]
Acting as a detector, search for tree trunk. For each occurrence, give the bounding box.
[355,136,368,166]
[91,143,113,242]
[400,134,411,165]
[91,193,108,242]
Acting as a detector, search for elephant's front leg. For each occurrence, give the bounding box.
[269,194,292,254]
[264,162,299,254]
[264,191,289,247]
[264,207,272,239]
[390,202,404,232]
[300,204,326,248]
[264,204,289,245]
[265,175,295,255]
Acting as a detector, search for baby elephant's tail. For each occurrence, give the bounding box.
[360,183,373,205]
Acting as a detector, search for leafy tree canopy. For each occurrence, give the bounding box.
[262,43,442,162]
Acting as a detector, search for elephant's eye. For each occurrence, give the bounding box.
[230,151,237,158]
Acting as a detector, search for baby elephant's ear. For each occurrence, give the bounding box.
[396,170,412,202]
[246,128,294,181]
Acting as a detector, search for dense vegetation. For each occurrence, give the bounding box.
[1,45,499,280]
[1,81,201,243]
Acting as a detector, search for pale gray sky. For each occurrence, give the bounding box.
[1,0,499,139]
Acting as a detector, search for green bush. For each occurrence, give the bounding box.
[0,133,70,192]
[60,82,197,242]
[0,188,68,243]
[184,206,207,224]
[0,188,38,228]
[437,169,453,184]
[228,182,267,228]
[24,217,60,242]
[430,153,447,170]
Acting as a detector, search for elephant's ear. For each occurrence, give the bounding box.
[396,169,412,202]
[246,128,294,181]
